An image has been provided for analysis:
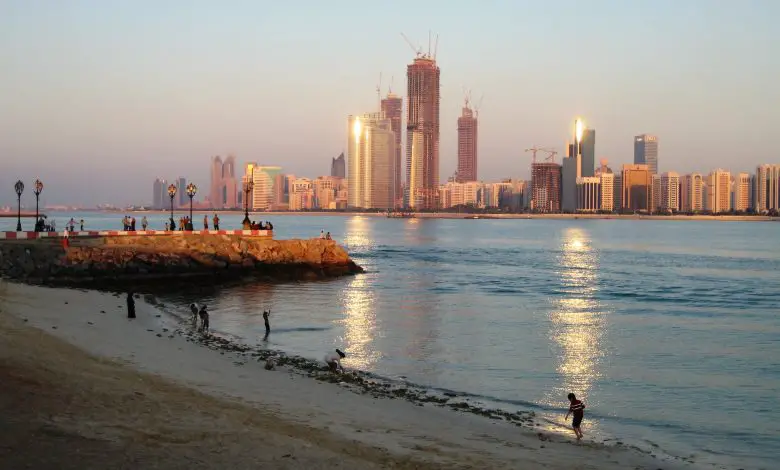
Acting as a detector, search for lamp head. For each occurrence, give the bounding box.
[168,183,177,197]
[14,180,24,196]
[34,179,44,195]
[186,182,198,197]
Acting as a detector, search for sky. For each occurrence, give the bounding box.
[1,0,778,207]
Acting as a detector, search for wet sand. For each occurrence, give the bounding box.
[0,281,699,469]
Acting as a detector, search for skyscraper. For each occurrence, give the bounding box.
[754,164,780,212]
[680,173,704,213]
[562,118,585,212]
[456,99,478,182]
[381,93,403,206]
[634,134,659,174]
[733,172,751,212]
[152,178,166,209]
[249,166,283,211]
[331,153,346,178]
[177,177,187,207]
[406,55,440,210]
[347,112,397,209]
[659,171,681,212]
[209,155,238,209]
[706,169,731,214]
[580,128,595,177]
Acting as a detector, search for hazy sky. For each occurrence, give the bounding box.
[1,0,778,206]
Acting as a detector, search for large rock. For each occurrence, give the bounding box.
[0,236,364,287]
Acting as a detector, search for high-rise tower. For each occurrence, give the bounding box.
[381,93,403,207]
[405,54,440,210]
[456,96,478,182]
[634,134,659,174]
[347,113,397,209]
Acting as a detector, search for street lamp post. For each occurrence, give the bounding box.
[243,178,254,225]
[33,179,43,231]
[14,180,24,232]
[167,183,177,230]
[186,183,197,231]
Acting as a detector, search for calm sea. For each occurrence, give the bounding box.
[3,212,779,469]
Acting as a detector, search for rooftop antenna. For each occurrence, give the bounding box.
[388,75,394,95]
[377,72,382,114]
[433,33,439,61]
[428,30,432,58]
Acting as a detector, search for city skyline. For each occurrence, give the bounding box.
[1,1,778,206]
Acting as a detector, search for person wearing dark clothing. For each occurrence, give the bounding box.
[203,215,209,230]
[267,221,273,230]
[263,310,271,338]
[213,214,220,230]
[198,304,210,333]
[127,292,136,319]
[565,393,585,440]
[130,217,136,231]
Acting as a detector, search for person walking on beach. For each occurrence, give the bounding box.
[127,292,136,319]
[565,393,585,441]
[189,303,199,325]
[324,349,346,373]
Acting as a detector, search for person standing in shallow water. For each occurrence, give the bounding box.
[127,292,136,319]
[262,310,271,339]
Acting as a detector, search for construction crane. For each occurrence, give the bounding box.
[474,93,484,119]
[401,31,439,61]
[524,147,558,164]
[401,32,423,58]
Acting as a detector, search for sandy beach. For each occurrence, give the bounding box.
[0,281,700,469]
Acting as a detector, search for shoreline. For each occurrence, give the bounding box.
[43,209,780,222]
[0,281,707,470]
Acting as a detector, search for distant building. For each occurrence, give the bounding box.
[733,172,751,212]
[706,169,731,214]
[595,161,614,212]
[651,174,661,213]
[576,177,600,212]
[177,177,187,207]
[659,171,680,212]
[209,155,238,209]
[331,153,346,178]
[754,164,780,212]
[381,93,403,207]
[531,162,561,212]
[289,177,314,211]
[580,128,596,177]
[249,165,283,211]
[680,173,704,212]
[621,164,651,212]
[634,134,659,175]
[313,176,343,209]
[347,112,397,209]
[456,100,478,182]
[406,55,440,210]
[152,178,166,209]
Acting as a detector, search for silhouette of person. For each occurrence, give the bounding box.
[127,292,136,319]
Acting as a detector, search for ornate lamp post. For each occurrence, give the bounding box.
[186,183,197,230]
[167,183,177,230]
[14,180,24,231]
[33,179,43,231]
[243,178,254,225]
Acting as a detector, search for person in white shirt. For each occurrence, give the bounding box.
[319,230,325,239]
[323,349,346,373]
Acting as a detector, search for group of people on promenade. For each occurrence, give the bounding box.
[243,219,273,230]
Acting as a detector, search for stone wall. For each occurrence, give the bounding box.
[0,235,364,287]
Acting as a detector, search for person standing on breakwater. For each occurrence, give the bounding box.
[213,213,220,230]
[127,292,136,319]
[141,216,148,230]
[320,230,325,239]
[203,215,209,230]
[79,219,84,231]
[324,349,346,373]
[565,393,585,441]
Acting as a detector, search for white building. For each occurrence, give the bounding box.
[680,173,704,212]
[754,164,780,213]
[659,171,680,212]
[733,172,751,212]
[576,177,601,212]
[289,177,314,211]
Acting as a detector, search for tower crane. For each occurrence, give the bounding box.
[474,93,484,119]
[524,147,558,164]
[401,32,423,58]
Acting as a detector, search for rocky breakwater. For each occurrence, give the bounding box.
[0,235,364,286]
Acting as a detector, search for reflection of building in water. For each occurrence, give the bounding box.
[341,216,378,369]
[545,227,606,407]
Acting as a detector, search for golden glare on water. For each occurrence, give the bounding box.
[342,216,371,247]
[545,228,607,409]
[341,273,379,369]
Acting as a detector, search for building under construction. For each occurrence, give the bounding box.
[456,97,478,182]
[531,162,562,212]
[405,55,440,210]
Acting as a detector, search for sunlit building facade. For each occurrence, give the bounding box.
[634,134,659,175]
[249,165,283,211]
[733,172,751,212]
[706,169,731,214]
[659,171,680,212]
[209,155,238,209]
[680,173,704,212]
[531,162,562,212]
[456,103,478,182]
[289,177,314,211]
[576,177,600,212]
[754,164,780,212]
[347,112,397,209]
[621,164,651,212]
[381,93,403,207]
